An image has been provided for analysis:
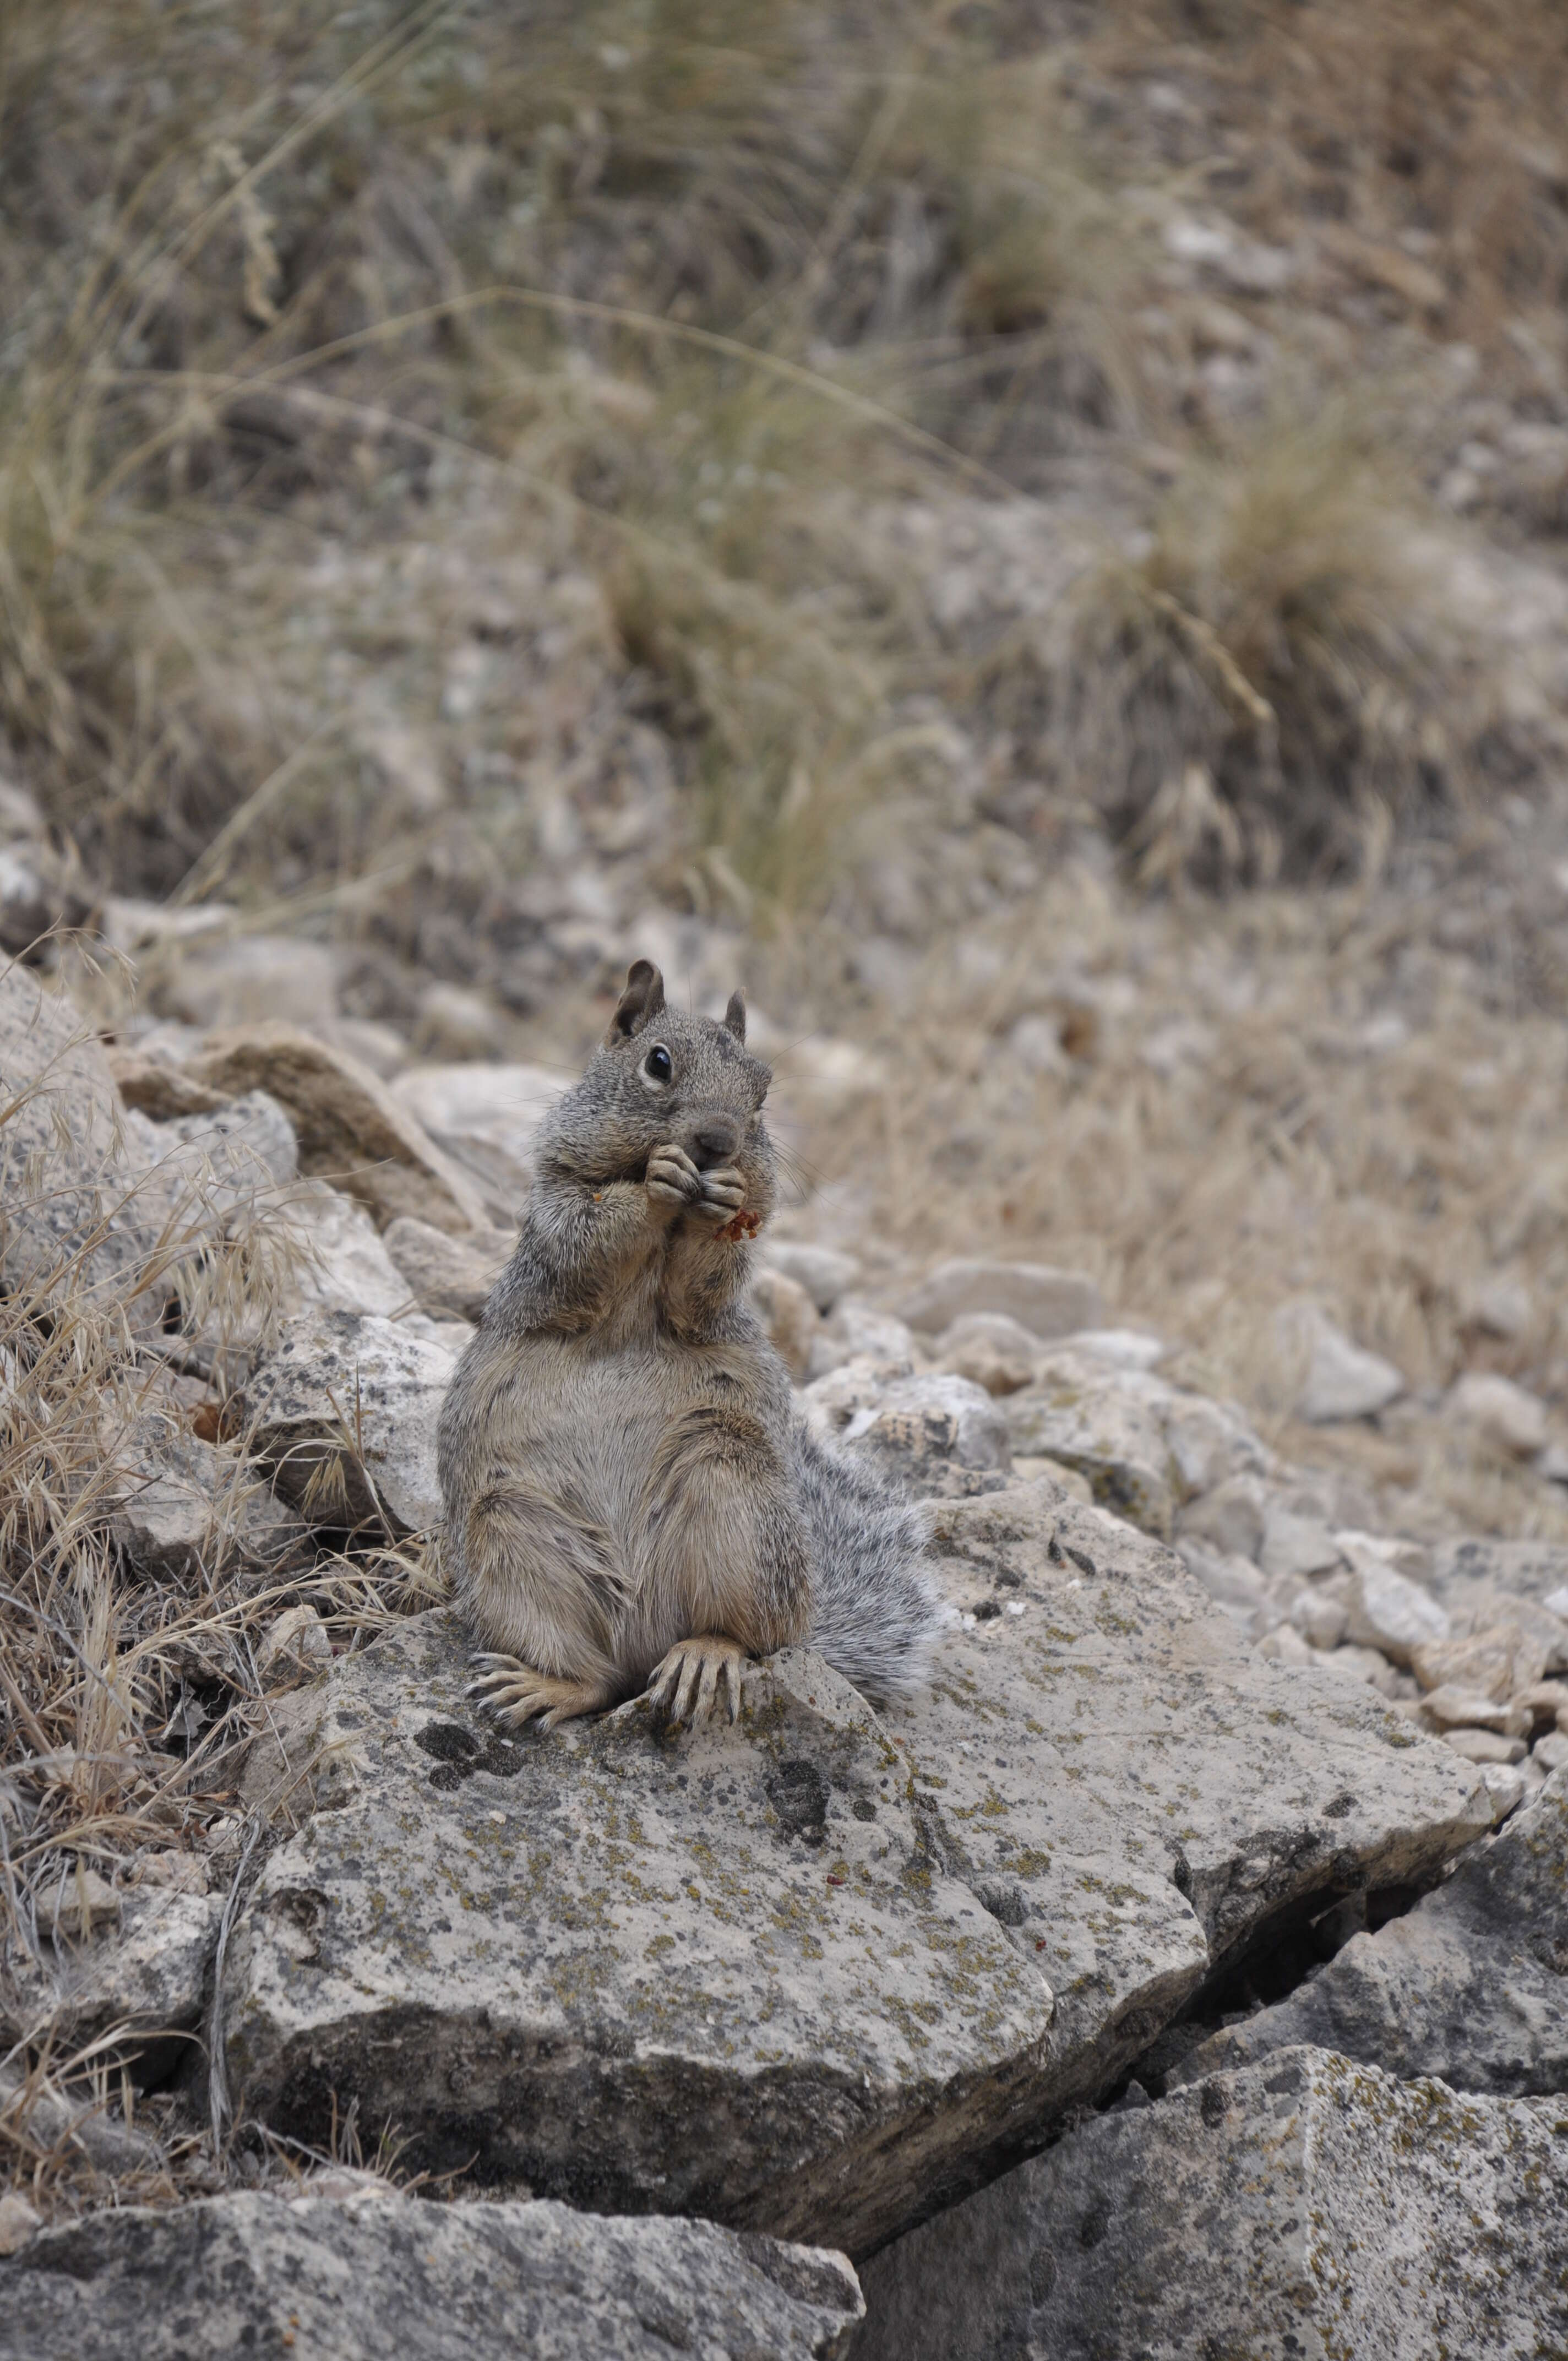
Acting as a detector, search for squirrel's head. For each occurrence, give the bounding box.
[541,960,776,1205]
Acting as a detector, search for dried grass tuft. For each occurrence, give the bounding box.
[1051,409,1490,885]
[0,999,440,2211]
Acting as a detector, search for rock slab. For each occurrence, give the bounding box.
[1173,1766,1568,2097]
[0,2190,863,2360]
[855,2045,1568,2361]
[227,1632,1052,2261]
[224,1483,1489,2257]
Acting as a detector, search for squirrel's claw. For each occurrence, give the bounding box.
[646,1634,745,1727]
[467,1653,610,1731]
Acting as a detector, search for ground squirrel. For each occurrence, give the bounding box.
[437,958,942,1728]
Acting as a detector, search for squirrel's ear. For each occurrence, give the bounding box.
[607,959,666,1041]
[722,988,746,1043]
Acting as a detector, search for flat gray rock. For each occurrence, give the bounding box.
[108,1418,309,1588]
[856,2046,1568,2360]
[1172,1767,1568,2097]
[242,1308,457,1532]
[125,1089,298,1221]
[224,1483,1487,2257]
[0,2190,863,2360]
[879,1488,1487,2112]
[1,1886,224,2052]
[227,1634,1051,2261]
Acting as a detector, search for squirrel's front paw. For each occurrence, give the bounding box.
[646,1143,702,1208]
[694,1165,747,1225]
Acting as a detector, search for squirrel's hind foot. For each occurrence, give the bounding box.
[646,1634,745,1727]
[467,1653,612,1732]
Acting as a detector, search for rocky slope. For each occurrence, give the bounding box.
[4,956,1568,2351]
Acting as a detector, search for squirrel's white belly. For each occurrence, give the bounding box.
[515,1339,673,1535]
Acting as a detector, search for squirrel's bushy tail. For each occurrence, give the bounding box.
[791,1422,945,1707]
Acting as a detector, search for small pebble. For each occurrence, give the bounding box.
[1479,1762,1528,1823]
[0,2195,40,2256]
[1442,1728,1526,1765]
[1291,1591,1349,1651]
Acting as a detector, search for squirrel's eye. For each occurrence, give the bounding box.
[644,1045,673,1084]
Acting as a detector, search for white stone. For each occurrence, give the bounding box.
[1053,1329,1168,1371]
[1291,1590,1349,1650]
[279,1179,411,1319]
[1534,1729,1568,1774]
[390,1061,566,1170]
[843,1373,1011,1475]
[258,1603,334,1683]
[1276,1303,1404,1423]
[1009,1456,1094,1504]
[162,934,341,1030]
[1341,1539,1450,1664]
[1161,1391,1266,1495]
[807,1301,917,1383]
[1312,1644,1403,1695]
[798,1361,893,1444]
[1445,1370,1550,1458]
[931,1313,1039,1397]
[0,2194,40,2256]
[124,1090,299,1223]
[2,1886,225,2050]
[1007,1013,1068,1076]
[1260,1504,1343,1580]
[1175,1543,1273,1634]
[1480,1762,1528,1821]
[1255,1623,1313,1666]
[0,966,161,1320]
[1444,1728,1526,1765]
[1177,1475,1266,1562]
[382,1216,510,1324]
[412,982,506,1060]
[1466,1275,1533,1339]
[762,1243,861,1314]
[1008,1363,1175,1538]
[897,1260,1104,1341]
[1420,1684,1511,1732]
[107,1419,307,1589]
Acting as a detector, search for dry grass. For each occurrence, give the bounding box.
[1049,406,1479,885]
[0,994,442,2211]
[6,0,1556,929]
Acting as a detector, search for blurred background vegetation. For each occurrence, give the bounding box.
[6,0,1568,1537]
[5,0,1566,921]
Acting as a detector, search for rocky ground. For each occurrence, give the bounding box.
[2,941,1567,2355]
[6,1,1568,2348]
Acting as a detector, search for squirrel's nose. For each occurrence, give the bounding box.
[691,1116,740,1169]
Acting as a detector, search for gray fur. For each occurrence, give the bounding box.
[435,962,943,1725]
